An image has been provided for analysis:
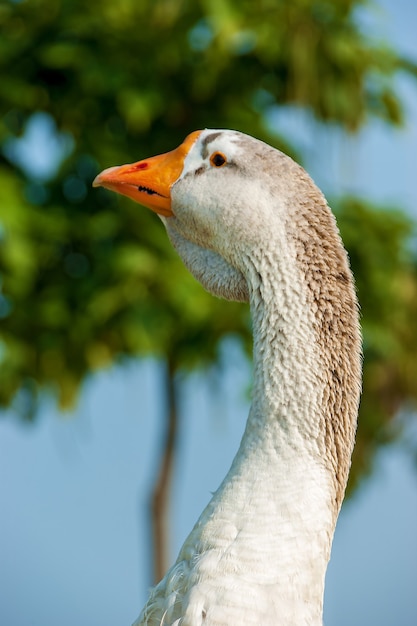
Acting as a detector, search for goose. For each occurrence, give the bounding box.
[93,129,362,626]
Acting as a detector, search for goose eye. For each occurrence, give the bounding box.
[210,152,227,168]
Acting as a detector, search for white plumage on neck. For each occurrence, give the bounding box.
[137,227,334,626]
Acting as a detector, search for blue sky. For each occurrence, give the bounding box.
[1,0,417,625]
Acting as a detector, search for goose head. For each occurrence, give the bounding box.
[94,129,317,302]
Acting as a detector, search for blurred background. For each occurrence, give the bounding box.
[1,0,417,624]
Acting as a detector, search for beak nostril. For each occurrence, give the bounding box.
[131,162,149,171]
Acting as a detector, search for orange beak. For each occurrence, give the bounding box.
[93,130,201,217]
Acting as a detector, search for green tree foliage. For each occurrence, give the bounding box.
[1,0,416,485]
[334,199,417,490]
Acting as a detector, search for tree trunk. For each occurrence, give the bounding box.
[150,357,179,583]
